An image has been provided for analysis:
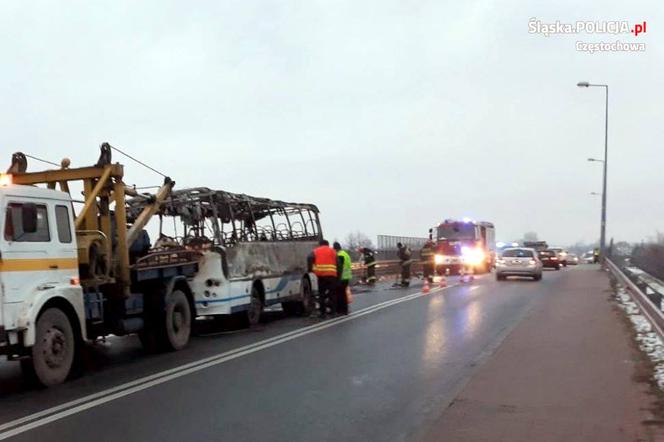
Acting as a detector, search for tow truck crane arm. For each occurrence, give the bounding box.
[126,176,174,247]
[7,143,174,296]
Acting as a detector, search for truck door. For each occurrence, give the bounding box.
[1,198,76,310]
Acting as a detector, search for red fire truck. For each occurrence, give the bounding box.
[430,218,496,275]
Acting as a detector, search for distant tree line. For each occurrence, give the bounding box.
[631,232,664,279]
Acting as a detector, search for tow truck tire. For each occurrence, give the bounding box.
[162,289,192,351]
[28,308,76,386]
[140,289,192,352]
[138,327,159,353]
[246,285,263,327]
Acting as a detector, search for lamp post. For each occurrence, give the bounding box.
[578,82,609,264]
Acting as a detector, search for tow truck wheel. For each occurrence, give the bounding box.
[246,286,263,327]
[163,289,192,351]
[28,308,76,386]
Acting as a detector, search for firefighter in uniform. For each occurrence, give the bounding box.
[308,240,339,318]
[333,242,351,315]
[359,247,377,286]
[397,242,412,287]
[420,240,435,283]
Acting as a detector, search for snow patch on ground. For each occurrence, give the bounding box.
[615,286,664,389]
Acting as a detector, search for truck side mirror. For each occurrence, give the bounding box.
[21,203,38,233]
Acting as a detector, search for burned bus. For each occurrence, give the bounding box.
[127,187,322,327]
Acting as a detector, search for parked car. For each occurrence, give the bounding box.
[548,247,568,267]
[538,249,561,270]
[566,253,579,265]
[496,248,543,281]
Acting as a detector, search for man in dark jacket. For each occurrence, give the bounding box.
[397,242,412,287]
[359,247,377,286]
[420,240,435,283]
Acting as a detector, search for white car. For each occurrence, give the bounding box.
[566,253,579,265]
[582,252,595,263]
[495,248,543,281]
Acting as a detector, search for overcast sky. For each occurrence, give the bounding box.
[1,1,661,246]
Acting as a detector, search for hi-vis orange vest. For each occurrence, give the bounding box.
[313,246,338,277]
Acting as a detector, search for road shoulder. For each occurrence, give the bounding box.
[419,267,664,442]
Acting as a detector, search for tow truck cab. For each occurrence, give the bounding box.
[0,183,86,354]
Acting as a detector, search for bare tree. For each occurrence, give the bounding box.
[344,231,374,251]
[646,231,664,245]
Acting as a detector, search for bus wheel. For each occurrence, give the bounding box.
[163,289,192,351]
[28,308,76,386]
[299,277,314,316]
[246,286,263,326]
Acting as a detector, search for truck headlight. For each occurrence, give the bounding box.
[434,254,444,265]
[462,247,485,266]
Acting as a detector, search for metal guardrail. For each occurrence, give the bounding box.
[350,259,424,280]
[606,258,664,337]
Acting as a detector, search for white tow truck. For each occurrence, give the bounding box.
[0,146,188,386]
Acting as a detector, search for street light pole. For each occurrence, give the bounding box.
[600,86,608,264]
[578,82,609,264]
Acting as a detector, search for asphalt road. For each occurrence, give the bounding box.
[0,267,580,441]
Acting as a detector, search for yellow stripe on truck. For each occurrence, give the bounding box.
[0,258,78,272]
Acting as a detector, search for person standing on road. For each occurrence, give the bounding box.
[334,242,352,315]
[308,239,339,318]
[397,242,412,287]
[420,239,435,283]
[359,247,377,286]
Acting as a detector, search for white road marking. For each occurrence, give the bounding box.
[0,284,456,440]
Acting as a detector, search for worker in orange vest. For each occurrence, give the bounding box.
[308,239,340,318]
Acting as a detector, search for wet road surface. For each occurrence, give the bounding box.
[0,268,579,441]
